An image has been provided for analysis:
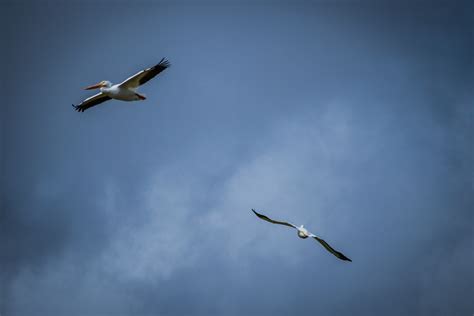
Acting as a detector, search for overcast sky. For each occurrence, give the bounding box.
[1,1,473,316]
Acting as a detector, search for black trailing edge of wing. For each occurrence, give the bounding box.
[313,236,352,262]
[138,57,171,86]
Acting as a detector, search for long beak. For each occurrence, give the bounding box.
[84,82,104,90]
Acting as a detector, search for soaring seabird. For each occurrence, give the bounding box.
[252,209,352,262]
[72,58,170,112]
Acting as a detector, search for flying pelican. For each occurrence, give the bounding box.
[72,58,170,112]
[252,209,352,262]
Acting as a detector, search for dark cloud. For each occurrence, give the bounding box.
[1,1,473,316]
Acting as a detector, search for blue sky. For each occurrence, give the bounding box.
[1,1,473,315]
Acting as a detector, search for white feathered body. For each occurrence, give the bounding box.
[101,85,142,101]
[297,226,309,239]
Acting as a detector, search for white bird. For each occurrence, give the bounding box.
[252,209,352,262]
[72,58,170,112]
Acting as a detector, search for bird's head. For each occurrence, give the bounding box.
[298,225,308,234]
[84,80,112,90]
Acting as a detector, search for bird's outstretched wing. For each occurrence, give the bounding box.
[119,58,170,89]
[72,92,111,112]
[311,235,352,262]
[252,209,297,229]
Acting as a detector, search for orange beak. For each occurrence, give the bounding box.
[84,81,105,90]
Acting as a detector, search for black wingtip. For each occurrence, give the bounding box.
[251,209,267,220]
[158,57,171,68]
[72,104,84,112]
[339,254,352,262]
